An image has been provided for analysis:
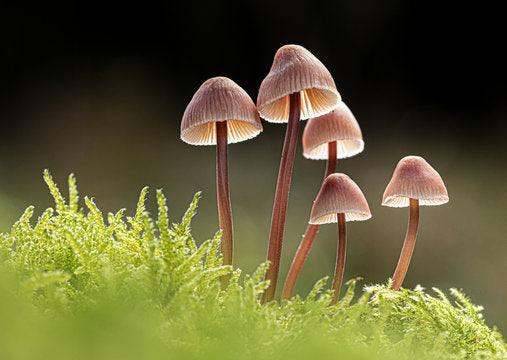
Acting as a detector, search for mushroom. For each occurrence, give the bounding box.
[181,77,262,267]
[258,44,340,302]
[282,102,364,299]
[382,156,449,290]
[309,174,371,305]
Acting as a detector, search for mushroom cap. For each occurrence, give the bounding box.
[382,156,449,207]
[257,45,341,123]
[309,173,371,224]
[302,102,364,160]
[181,77,263,145]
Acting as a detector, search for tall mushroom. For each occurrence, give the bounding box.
[258,44,340,302]
[309,174,371,305]
[282,102,363,299]
[382,156,449,290]
[181,77,262,267]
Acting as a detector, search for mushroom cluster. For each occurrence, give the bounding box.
[181,44,449,303]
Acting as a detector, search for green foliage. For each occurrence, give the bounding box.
[0,172,505,360]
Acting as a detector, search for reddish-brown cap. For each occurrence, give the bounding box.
[309,173,371,224]
[382,156,449,207]
[181,77,262,145]
[257,45,340,123]
[302,102,364,160]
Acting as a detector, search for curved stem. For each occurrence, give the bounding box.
[331,213,346,305]
[216,121,233,267]
[391,198,420,290]
[282,224,320,300]
[281,142,338,300]
[262,92,301,303]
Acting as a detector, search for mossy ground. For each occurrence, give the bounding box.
[0,172,505,360]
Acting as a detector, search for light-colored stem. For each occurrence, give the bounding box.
[262,92,301,303]
[331,213,346,305]
[391,198,420,290]
[216,121,233,267]
[281,142,338,300]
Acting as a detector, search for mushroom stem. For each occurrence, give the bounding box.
[282,224,320,300]
[216,121,233,267]
[391,198,419,290]
[281,141,338,300]
[325,141,337,178]
[263,92,301,303]
[331,212,347,305]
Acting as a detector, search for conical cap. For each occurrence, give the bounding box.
[257,45,340,123]
[181,77,262,145]
[302,102,364,160]
[382,156,449,207]
[310,173,371,224]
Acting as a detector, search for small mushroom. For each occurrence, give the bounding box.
[309,174,371,305]
[382,156,449,290]
[258,44,340,302]
[282,102,363,299]
[181,77,262,266]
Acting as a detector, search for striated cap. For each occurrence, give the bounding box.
[257,45,340,123]
[309,173,371,224]
[302,102,364,160]
[181,77,263,145]
[382,156,449,207]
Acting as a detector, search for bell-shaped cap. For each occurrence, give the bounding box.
[309,173,371,224]
[257,45,340,123]
[181,77,263,145]
[382,156,449,207]
[302,102,364,160]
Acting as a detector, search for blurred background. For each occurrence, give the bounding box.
[0,1,505,330]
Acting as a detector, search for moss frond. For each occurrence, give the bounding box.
[0,173,505,360]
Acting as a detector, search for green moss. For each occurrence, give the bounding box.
[0,172,505,360]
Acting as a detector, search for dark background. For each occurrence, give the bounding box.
[1,1,505,329]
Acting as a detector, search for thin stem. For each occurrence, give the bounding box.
[216,121,233,267]
[281,142,338,300]
[262,92,301,303]
[325,141,337,178]
[391,198,420,290]
[331,213,347,305]
[282,224,320,300]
